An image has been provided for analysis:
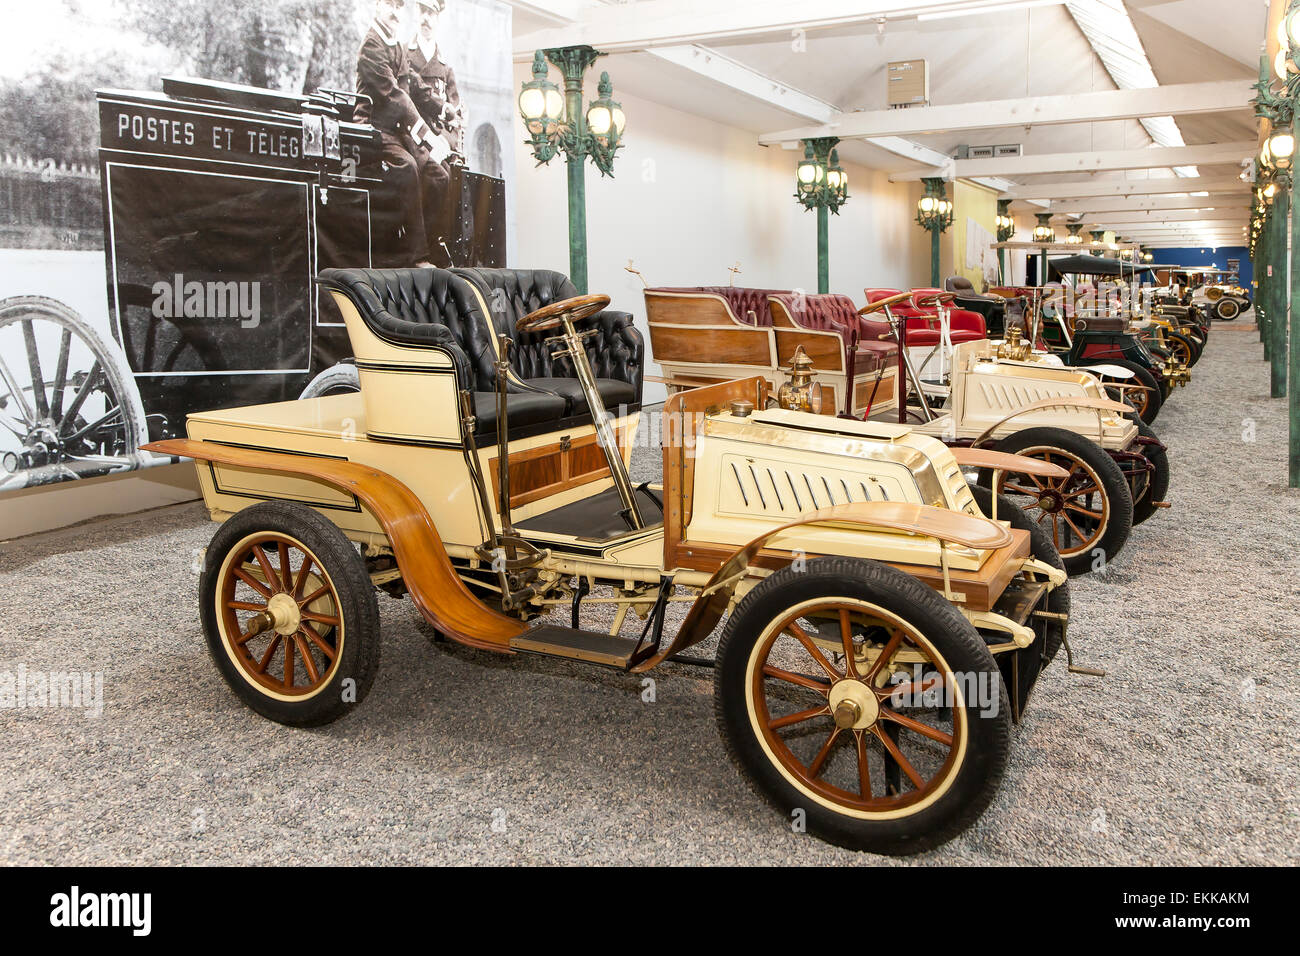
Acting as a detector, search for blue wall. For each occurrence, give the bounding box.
[1150,246,1251,288]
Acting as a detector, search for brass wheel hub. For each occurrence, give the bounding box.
[266,592,303,636]
[1036,488,1065,513]
[828,679,880,730]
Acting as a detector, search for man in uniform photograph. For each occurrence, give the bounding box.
[353,0,446,265]
[409,0,466,166]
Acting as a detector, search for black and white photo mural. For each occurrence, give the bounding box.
[0,0,514,494]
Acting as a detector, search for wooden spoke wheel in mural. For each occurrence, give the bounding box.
[0,296,148,491]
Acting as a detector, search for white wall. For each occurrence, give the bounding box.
[510,64,932,402]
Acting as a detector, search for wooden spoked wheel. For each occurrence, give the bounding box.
[216,531,343,701]
[1163,332,1194,367]
[746,598,966,818]
[995,447,1108,559]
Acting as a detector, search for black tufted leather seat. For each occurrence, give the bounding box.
[453,268,644,414]
[317,267,568,439]
[945,275,1008,333]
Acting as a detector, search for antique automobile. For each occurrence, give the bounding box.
[146,265,1078,855]
[642,283,902,420]
[1163,267,1250,322]
[851,293,1166,576]
[988,283,1188,423]
[1200,282,1252,322]
[0,75,505,492]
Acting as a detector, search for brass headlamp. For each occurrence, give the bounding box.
[776,346,825,414]
[996,324,1033,362]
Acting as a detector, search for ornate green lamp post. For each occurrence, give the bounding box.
[915,178,953,287]
[518,47,626,293]
[794,137,848,293]
[1253,49,1294,402]
[1032,213,1055,284]
[1255,9,1300,485]
[995,200,1015,283]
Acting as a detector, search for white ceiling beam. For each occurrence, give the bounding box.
[646,45,837,123]
[1089,210,1247,225]
[1002,176,1250,200]
[757,81,1254,145]
[889,142,1257,181]
[513,0,1068,57]
[1025,195,1253,214]
[503,0,589,25]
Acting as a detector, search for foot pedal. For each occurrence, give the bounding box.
[511,625,648,669]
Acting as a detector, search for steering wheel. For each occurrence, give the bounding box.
[516,293,610,333]
[857,291,914,316]
[915,292,955,309]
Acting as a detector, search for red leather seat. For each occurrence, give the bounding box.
[864,287,985,347]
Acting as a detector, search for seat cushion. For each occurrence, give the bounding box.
[471,390,567,438]
[524,377,637,414]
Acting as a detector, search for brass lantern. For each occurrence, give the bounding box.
[776,346,825,414]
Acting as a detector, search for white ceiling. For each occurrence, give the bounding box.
[509,0,1266,245]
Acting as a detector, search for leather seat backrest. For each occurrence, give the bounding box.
[454,267,579,380]
[945,276,976,294]
[318,267,495,390]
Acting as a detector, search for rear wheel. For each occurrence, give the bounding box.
[298,362,360,399]
[715,557,1010,855]
[980,427,1133,576]
[200,500,380,726]
[1130,420,1170,526]
[1215,298,1241,321]
[967,483,1068,663]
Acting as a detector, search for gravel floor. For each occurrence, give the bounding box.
[2,318,1297,865]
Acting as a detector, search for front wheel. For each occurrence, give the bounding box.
[1076,357,1162,425]
[980,427,1133,576]
[715,557,1010,855]
[1215,298,1240,321]
[199,500,380,726]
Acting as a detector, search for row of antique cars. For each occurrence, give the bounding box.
[149,263,1213,856]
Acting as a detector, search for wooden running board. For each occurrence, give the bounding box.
[510,626,648,669]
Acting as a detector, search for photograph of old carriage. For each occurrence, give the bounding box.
[0,0,512,492]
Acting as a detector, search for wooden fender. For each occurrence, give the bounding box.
[632,501,1014,673]
[948,446,1070,480]
[145,439,527,652]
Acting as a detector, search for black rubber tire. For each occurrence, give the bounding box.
[1215,298,1241,321]
[966,483,1069,664]
[980,427,1133,577]
[714,557,1010,856]
[1130,419,1170,527]
[200,501,380,727]
[298,363,360,399]
[1074,357,1162,425]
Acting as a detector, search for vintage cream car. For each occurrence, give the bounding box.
[896,323,1170,575]
[146,266,1077,855]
